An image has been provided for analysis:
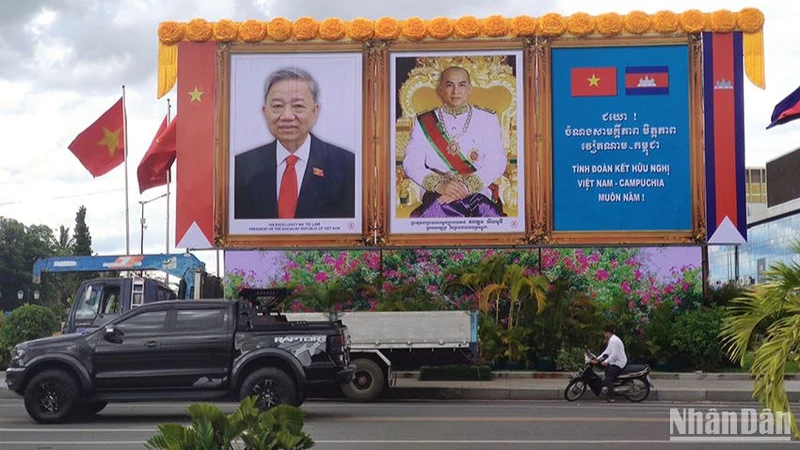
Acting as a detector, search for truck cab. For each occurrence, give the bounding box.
[65,277,177,334]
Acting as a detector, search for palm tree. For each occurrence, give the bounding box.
[444,255,508,316]
[55,225,75,256]
[719,241,800,438]
[482,264,548,330]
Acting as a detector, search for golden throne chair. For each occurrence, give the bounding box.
[394,55,520,219]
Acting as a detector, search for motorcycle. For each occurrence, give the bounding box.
[563,349,654,402]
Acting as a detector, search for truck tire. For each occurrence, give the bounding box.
[76,401,108,416]
[23,369,79,424]
[240,368,298,411]
[342,358,385,402]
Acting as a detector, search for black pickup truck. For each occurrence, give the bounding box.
[5,289,354,423]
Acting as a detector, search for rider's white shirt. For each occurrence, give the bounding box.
[601,334,628,369]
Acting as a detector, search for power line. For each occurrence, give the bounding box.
[0,188,139,206]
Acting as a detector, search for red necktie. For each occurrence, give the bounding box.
[278,155,299,218]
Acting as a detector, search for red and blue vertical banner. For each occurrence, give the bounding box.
[702,32,747,244]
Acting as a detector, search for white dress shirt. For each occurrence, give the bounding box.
[599,334,628,369]
[275,136,311,200]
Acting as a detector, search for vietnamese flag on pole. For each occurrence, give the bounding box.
[137,115,177,194]
[67,97,125,177]
[571,67,618,97]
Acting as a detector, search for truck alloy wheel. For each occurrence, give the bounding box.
[23,369,79,424]
[240,368,297,410]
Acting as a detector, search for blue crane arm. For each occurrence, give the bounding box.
[32,254,206,295]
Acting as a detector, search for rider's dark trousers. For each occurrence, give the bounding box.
[605,365,623,398]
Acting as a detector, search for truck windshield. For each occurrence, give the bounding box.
[74,285,102,321]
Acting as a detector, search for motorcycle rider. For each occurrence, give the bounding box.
[591,324,627,403]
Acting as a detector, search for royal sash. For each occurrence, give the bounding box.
[417,111,476,175]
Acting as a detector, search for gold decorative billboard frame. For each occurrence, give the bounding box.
[375,39,534,247]
[215,41,375,248]
[536,35,706,245]
[158,8,765,249]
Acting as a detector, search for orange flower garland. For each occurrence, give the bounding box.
[157,9,765,44]
[596,13,623,36]
[652,11,679,34]
[428,17,454,39]
[624,11,650,34]
[158,21,185,45]
[186,18,213,42]
[710,10,737,33]
[293,17,319,41]
[374,17,400,40]
[347,18,375,41]
[268,17,292,41]
[540,13,567,36]
[679,10,706,33]
[239,20,266,42]
[566,12,594,37]
[482,15,508,37]
[511,15,537,36]
[738,7,764,33]
[454,16,481,38]
[319,18,346,41]
[401,17,427,41]
[213,19,239,42]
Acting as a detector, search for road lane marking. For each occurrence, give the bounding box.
[2,440,796,446]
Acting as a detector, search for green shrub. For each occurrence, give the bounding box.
[556,346,586,372]
[145,397,314,450]
[671,306,730,371]
[643,300,679,366]
[1,304,60,349]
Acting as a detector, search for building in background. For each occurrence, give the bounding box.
[709,148,800,285]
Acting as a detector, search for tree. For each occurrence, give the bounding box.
[0,218,56,310]
[72,206,92,256]
[719,241,800,439]
[55,225,75,256]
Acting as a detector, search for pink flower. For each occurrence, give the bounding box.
[634,269,641,281]
[611,259,618,269]
[664,285,674,294]
[382,281,392,291]
[675,299,683,306]
[596,269,610,281]
[282,272,292,283]
[621,281,632,294]
[641,296,649,305]
[454,252,464,262]
[627,301,636,311]
[314,272,329,283]
[681,281,690,291]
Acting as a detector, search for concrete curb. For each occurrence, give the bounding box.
[397,371,798,381]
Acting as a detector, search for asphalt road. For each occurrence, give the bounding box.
[0,398,796,449]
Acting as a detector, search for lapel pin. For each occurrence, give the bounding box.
[313,167,324,177]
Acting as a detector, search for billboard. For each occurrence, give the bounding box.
[766,148,800,207]
[157,10,765,249]
[545,41,700,244]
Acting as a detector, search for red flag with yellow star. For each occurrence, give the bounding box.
[137,114,177,194]
[67,97,125,177]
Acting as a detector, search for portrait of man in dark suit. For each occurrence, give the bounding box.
[234,67,355,220]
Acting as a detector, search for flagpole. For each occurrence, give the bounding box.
[166,99,172,286]
[122,85,131,255]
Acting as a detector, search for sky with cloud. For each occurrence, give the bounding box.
[0,0,795,275]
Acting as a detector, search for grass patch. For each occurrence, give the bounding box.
[418,365,492,381]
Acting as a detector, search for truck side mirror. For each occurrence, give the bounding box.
[103,326,124,344]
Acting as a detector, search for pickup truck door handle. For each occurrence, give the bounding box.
[145,341,159,348]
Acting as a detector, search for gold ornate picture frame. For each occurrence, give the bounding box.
[214,42,375,248]
[376,40,535,247]
[538,36,706,245]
